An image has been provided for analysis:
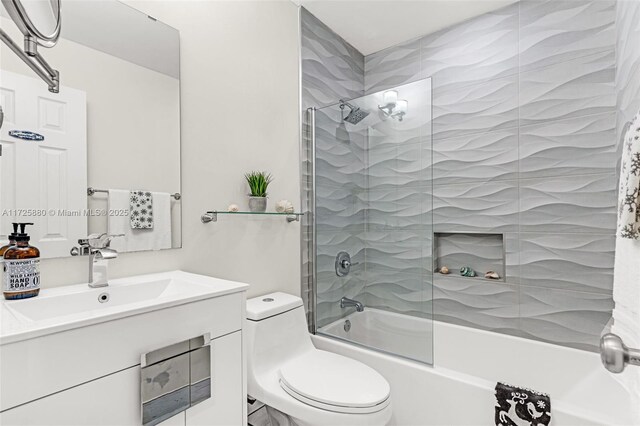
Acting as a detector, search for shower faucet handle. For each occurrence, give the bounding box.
[340,259,359,268]
[335,251,358,277]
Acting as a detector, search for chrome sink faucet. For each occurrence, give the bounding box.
[72,233,123,288]
[340,297,365,312]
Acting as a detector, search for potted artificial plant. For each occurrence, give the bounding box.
[245,171,273,212]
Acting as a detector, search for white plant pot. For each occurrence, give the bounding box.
[248,196,267,212]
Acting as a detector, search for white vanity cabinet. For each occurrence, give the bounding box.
[0,271,248,426]
[0,332,243,426]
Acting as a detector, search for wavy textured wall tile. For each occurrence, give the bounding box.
[433,275,520,334]
[315,155,365,191]
[301,9,364,109]
[615,0,640,144]
[420,4,518,93]
[433,76,519,140]
[519,51,615,126]
[519,285,613,352]
[519,112,617,178]
[519,233,615,294]
[316,231,365,269]
[362,270,432,318]
[519,0,616,73]
[365,230,431,276]
[300,7,366,328]
[367,143,431,191]
[433,180,519,233]
[366,188,432,231]
[432,129,518,184]
[519,173,617,233]
[315,184,365,232]
[302,0,621,352]
[364,38,422,95]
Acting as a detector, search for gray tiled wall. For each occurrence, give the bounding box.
[362,0,618,352]
[359,79,433,323]
[300,8,365,328]
[301,0,635,352]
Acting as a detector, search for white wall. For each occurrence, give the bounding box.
[21,0,302,298]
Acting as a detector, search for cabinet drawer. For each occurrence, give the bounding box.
[1,366,153,426]
[1,292,243,411]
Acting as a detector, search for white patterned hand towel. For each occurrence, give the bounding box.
[130,190,154,229]
[108,190,172,252]
[611,109,640,425]
[617,113,640,240]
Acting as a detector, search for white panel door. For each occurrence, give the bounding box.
[0,70,87,258]
[0,83,17,241]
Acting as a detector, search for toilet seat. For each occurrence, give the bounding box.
[278,350,391,414]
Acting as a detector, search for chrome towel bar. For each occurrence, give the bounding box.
[87,187,181,200]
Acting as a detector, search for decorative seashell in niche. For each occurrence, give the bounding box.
[228,204,240,212]
[485,271,501,280]
[460,266,476,277]
[439,266,450,274]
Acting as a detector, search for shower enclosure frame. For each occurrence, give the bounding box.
[305,106,318,333]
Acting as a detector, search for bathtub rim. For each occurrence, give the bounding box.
[312,314,633,426]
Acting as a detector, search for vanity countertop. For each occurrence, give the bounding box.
[0,270,249,345]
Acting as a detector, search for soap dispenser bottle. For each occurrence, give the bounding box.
[0,223,19,257]
[3,223,40,300]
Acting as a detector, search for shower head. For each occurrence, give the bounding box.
[340,99,369,125]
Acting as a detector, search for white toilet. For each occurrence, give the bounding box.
[246,292,392,426]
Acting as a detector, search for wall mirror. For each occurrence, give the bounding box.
[0,0,182,259]
[2,0,62,46]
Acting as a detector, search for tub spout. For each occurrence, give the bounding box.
[340,297,365,312]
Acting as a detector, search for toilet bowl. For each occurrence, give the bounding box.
[246,292,392,426]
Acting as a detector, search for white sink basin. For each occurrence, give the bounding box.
[0,270,249,345]
[6,277,209,322]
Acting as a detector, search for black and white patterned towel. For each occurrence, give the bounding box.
[130,190,154,229]
[495,382,551,426]
[618,111,640,240]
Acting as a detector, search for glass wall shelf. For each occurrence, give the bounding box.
[201,211,304,223]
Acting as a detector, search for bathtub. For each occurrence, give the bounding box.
[313,308,634,426]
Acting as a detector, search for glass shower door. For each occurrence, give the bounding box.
[312,78,434,365]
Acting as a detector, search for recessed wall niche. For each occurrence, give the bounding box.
[433,233,505,282]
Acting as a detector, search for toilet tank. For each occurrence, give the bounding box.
[246,293,315,377]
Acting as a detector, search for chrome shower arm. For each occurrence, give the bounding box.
[339,99,355,110]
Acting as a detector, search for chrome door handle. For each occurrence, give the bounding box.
[600,333,640,373]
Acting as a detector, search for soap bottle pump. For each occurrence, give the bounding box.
[3,223,41,300]
[0,223,19,257]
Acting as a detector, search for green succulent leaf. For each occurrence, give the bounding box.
[244,171,273,197]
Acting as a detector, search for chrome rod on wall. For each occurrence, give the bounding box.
[87,187,181,200]
[0,29,59,93]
